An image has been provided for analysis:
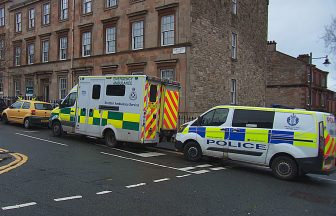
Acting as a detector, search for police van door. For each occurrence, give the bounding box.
[77,78,105,137]
[195,108,230,158]
[228,109,274,164]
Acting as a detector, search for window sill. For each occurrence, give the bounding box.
[231,58,238,62]
[82,12,93,17]
[41,23,51,28]
[104,5,118,11]
[59,18,69,23]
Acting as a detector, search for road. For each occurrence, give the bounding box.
[0,123,336,216]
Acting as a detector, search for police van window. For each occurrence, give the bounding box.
[62,92,77,108]
[149,85,157,102]
[198,108,229,126]
[92,85,101,99]
[232,109,275,129]
[106,85,126,96]
[22,102,31,109]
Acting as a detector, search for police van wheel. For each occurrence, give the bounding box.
[105,130,118,148]
[52,121,62,137]
[271,156,298,180]
[184,142,202,162]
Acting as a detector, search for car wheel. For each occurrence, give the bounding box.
[24,118,31,129]
[2,114,8,124]
[271,156,298,180]
[105,130,118,148]
[52,121,62,137]
[183,141,202,162]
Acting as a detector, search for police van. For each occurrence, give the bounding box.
[175,106,336,180]
[50,75,180,146]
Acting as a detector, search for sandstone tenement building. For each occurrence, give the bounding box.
[0,0,269,113]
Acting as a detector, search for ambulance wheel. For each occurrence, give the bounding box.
[24,118,31,129]
[105,130,118,148]
[52,121,62,137]
[184,141,202,162]
[271,156,298,180]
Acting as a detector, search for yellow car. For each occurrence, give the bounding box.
[2,100,53,129]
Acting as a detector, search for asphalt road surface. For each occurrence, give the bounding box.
[0,123,336,216]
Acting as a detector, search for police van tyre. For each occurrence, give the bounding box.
[105,130,118,148]
[271,156,298,180]
[52,121,62,137]
[184,141,202,162]
[24,118,31,129]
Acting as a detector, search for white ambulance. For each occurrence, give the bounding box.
[175,105,336,180]
[50,75,180,146]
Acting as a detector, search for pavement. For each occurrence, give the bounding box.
[0,123,336,216]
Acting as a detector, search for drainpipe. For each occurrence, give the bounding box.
[71,0,75,86]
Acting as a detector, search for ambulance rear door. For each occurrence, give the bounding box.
[322,114,336,171]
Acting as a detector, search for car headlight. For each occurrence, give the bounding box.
[178,124,188,133]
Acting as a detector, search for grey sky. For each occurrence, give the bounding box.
[268,0,336,90]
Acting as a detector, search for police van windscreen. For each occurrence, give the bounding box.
[35,103,53,110]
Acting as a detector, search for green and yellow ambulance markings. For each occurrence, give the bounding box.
[0,148,28,175]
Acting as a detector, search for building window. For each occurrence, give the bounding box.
[59,77,67,99]
[60,0,68,20]
[27,43,35,65]
[230,79,236,105]
[25,79,34,96]
[161,14,174,46]
[42,3,50,25]
[131,20,144,50]
[106,27,116,54]
[0,7,4,27]
[0,77,3,94]
[106,0,117,8]
[59,36,67,60]
[231,33,237,59]
[161,69,175,82]
[28,8,35,29]
[14,46,21,66]
[82,32,91,57]
[14,80,21,96]
[0,39,4,60]
[83,0,92,14]
[41,40,49,63]
[232,0,237,15]
[15,12,22,32]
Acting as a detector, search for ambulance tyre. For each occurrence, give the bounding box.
[271,156,298,180]
[184,141,202,162]
[105,130,118,148]
[52,121,62,137]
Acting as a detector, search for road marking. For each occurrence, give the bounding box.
[196,164,213,168]
[96,191,112,195]
[176,174,191,178]
[15,133,68,147]
[210,167,227,171]
[100,152,194,173]
[0,152,28,175]
[22,131,38,133]
[178,167,196,171]
[313,176,336,183]
[148,147,183,155]
[113,148,165,158]
[126,183,146,188]
[2,202,37,210]
[153,178,170,183]
[192,170,210,174]
[54,196,82,202]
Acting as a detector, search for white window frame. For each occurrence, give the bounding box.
[0,7,4,27]
[0,39,4,60]
[15,12,22,32]
[231,32,237,59]
[14,80,21,96]
[82,32,91,57]
[230,79,237,105]
[106,26,116,54]
[14,46,21,66]
[42,3,50,25]
[59,36,67,60]
[60,0,68,20]
[83,0,92,14]
[59,77,67,99]
[160,69,175,82]
[28,8,35,29]
[232,0,237,15]
[106,0,117,8]
[42,40,49,63]
[27,43,35,65]
[132,20,144,50]
[161,14,175,46]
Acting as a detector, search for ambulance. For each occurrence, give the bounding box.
[175,105,336,180]
[50,75,180,146]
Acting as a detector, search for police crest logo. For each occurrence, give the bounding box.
[129,88,137,100]
[287,114,299,126]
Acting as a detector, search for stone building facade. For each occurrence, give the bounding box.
[266,41,331,112]
[0,0,269,114]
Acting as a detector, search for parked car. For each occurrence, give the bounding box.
[0,99,8,119]
[2,100,53,129]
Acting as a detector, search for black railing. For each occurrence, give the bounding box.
[178,112,200,126]
[0,96,60,107]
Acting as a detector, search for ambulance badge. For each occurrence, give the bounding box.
[129,88,137,100]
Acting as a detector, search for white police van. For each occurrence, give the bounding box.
[175,105,336,180]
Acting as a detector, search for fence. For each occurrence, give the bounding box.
[0,96,60,107]
[178,112,200,127]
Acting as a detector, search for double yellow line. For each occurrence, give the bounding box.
[0,148,28,175]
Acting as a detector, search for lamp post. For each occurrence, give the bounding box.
[308,53,331,110]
